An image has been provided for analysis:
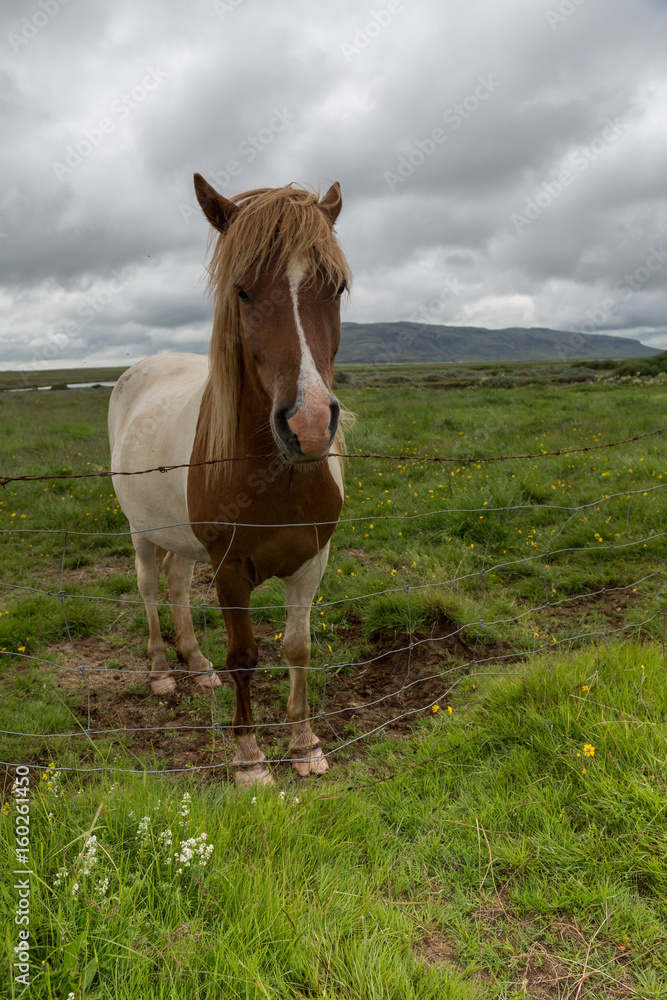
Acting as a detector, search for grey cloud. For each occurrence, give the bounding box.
[2,0,667,366]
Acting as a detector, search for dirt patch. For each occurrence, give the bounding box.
[575,584,641,626]
[310,617,487,745]
[42,554,131,588]
[506,931,636,1000]
[547,583,643,630]
[414,933,485,993]
[338,546,376,564]
[413,897,637,999]
[42,613,508,778]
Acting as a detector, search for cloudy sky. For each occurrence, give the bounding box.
[1,0,666,369]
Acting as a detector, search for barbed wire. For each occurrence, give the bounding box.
[0,478,665,780]
[1,425,665,488]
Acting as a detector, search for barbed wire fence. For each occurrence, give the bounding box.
[1,431,666,780]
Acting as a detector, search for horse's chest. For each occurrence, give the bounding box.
[192,466,343,582]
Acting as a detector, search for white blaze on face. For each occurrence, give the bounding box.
[285,257,334,454]
[286,257,330,408]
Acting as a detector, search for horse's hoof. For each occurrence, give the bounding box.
[233,763,274,788]
[194,670,222,692]
[150,675,177,696]
[291,741,329,778]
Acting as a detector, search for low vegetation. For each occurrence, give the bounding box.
[1,371,666,997]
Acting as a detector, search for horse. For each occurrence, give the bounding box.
[108,173,351,787]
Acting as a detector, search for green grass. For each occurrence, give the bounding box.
[2,642,667,997]
[1,377,667,997]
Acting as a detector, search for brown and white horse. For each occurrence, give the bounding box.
[108,174,351,786]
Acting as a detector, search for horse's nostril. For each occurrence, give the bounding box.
[329,399,340,435]
[272,402,300,455]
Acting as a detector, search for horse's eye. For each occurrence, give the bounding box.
[235,286,250,303]
[335,281,347,299]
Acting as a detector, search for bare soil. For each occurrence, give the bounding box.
[35,558,643,782]
[45,606,511,779]
[413,894,637,999]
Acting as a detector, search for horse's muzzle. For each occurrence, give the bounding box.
[272,397,340,462]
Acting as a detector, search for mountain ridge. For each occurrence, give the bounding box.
[338,321,660,364]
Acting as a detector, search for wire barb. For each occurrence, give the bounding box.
[1,426,665,487]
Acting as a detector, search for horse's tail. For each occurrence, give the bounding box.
[155,546,168,571]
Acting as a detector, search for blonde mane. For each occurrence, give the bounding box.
[201,184,352,474]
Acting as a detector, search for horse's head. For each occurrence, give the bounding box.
[195,174,350,464]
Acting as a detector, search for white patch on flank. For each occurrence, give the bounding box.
[287,257,329,409]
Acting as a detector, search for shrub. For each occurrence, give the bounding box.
[613,352,667,378]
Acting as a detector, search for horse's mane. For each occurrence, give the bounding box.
[202,184,352,474]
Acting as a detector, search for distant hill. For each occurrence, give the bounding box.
[338,322,660,364]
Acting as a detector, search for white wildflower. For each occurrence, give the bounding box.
[293,797,300,805]
[43,770,62,799]
[71,881,79,897]
[53,864,68,888]
[47,812,54,821]
[81,835,98,875]
[278,790,285,801]
[96,875,109,897]
[180,791,191,820]
[128,810,136,820]
[137,816,151,842]
[251,796,257,805]
[173,832,213,873]
[158,828,173,864]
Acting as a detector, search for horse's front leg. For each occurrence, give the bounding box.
[216,577,273,788]
[282,544,331,778]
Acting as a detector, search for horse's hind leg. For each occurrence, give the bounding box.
[162,551,221,693]
[132,531,176,696]
[282,543,331,778]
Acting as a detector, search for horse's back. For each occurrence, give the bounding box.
[109,354,209,560]
[109,354,208,446]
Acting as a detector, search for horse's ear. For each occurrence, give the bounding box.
[194,173,238,233]
[319,182,342,225]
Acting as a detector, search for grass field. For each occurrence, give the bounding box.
[1,374,666,998]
